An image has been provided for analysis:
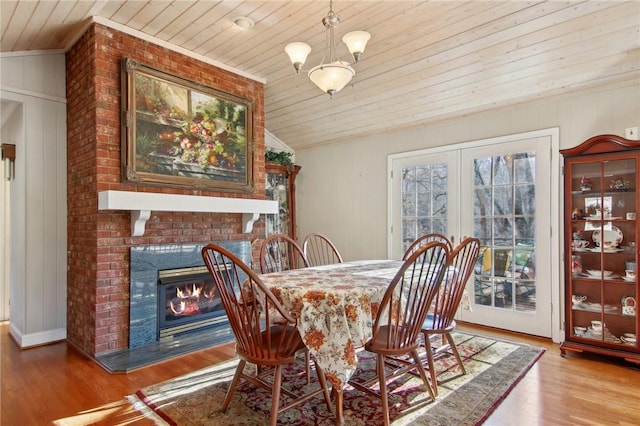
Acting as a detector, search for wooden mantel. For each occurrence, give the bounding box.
[98,190,278,236]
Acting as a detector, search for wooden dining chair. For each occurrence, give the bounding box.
[302,233,344,266]
[201,243,332,426]
[421,237,480,395]
[349,241,450,426]
[402,233,453,260]
[259,233,309,274]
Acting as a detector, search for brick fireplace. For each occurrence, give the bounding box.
[66,23,266,357]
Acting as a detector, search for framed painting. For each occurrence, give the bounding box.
[121,58,254,192]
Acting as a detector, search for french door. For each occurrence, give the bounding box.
[389,130,559,337]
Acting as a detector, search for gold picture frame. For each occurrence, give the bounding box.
[121,58,254,192]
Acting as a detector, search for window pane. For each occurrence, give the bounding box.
[474,157,492,185]
[402,167,416,191]
[515,184,535,215]
[432,164,447,190]
[417,192,430,216]
[514,153,535,184]
[402,192,416,217]
[493,155,513,185]
[433,191,447,216]
[415,165,431,189]
[515,217,535,242]
[474,188,491,216]
[493,186,513,216]
[493,217,513,246]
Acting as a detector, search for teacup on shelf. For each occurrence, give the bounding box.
[591,320,603,333]
[572,294,587,305]
[572,240,589,250]
[573,326,587,336]
[622,296,636,316]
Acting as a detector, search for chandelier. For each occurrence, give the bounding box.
[284,0,371,97]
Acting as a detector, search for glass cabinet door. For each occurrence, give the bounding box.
[265,171,291,236]
[568,158,637,345]
[265,163,300,240]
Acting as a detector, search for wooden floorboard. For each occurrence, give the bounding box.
[2,321,639,425]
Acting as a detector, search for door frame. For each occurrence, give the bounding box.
[387,127,562,343]
[0,155,6,320]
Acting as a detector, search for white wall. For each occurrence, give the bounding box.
[295,82,640,261]
[0,52,67,347]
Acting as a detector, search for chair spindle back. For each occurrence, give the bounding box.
[374,241,450,351]
[403,233,453,260]
[259,234,309,274]
[302,233,344,266]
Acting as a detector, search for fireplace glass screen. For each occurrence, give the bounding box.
[157,266,227,339]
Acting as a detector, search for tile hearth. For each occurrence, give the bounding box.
[96,241,250,372]
[95,324,233,372]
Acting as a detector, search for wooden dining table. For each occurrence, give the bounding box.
[258,259,404,425]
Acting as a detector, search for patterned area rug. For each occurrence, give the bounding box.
[127,332,544,426]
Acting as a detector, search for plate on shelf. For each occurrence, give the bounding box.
[588,215,622,220]
[583,302,601,311]
[586,269,613,277]
[592,226,623,247]
[588,247,624,253]
[622,276,636,282]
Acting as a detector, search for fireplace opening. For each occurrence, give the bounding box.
[157,266,228,340]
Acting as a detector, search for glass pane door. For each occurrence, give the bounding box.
[401,163,449,254]
[390,151,458,259]
[472,153,536,312]
[460,137,552,336]
[389,131,557,337]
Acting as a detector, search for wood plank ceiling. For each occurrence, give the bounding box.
[1,1,639,151]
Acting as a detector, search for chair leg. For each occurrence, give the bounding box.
[445,332,466,375]
[411,349,436,401]
[270,365,283,426]
[305,350,311,384]
[423,332,439,396]
[332,387,345,425]
[222,359,246,412]
[314,361,333,411]
[377,354,390,426]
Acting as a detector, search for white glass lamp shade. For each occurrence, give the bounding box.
[342,31,371,62]
[284,42,311,72]
[308,61,355,96]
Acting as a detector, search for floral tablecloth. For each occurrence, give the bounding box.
[258,259,403,388]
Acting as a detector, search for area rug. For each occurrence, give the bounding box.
[127,332,544,426]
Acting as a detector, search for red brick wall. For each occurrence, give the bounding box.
[66,23,266,357]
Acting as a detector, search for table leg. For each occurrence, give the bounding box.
[331,387,345,425]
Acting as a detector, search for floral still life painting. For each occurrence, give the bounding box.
[121,58,254,192]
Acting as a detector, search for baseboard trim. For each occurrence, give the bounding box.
[9,323,66,348]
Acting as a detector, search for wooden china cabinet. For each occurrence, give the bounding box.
[265,162,301,240]
[560,134,640,363]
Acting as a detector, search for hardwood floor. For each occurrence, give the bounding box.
[2,321,639,425]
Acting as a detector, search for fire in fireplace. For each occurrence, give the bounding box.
[157,266,228,340]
